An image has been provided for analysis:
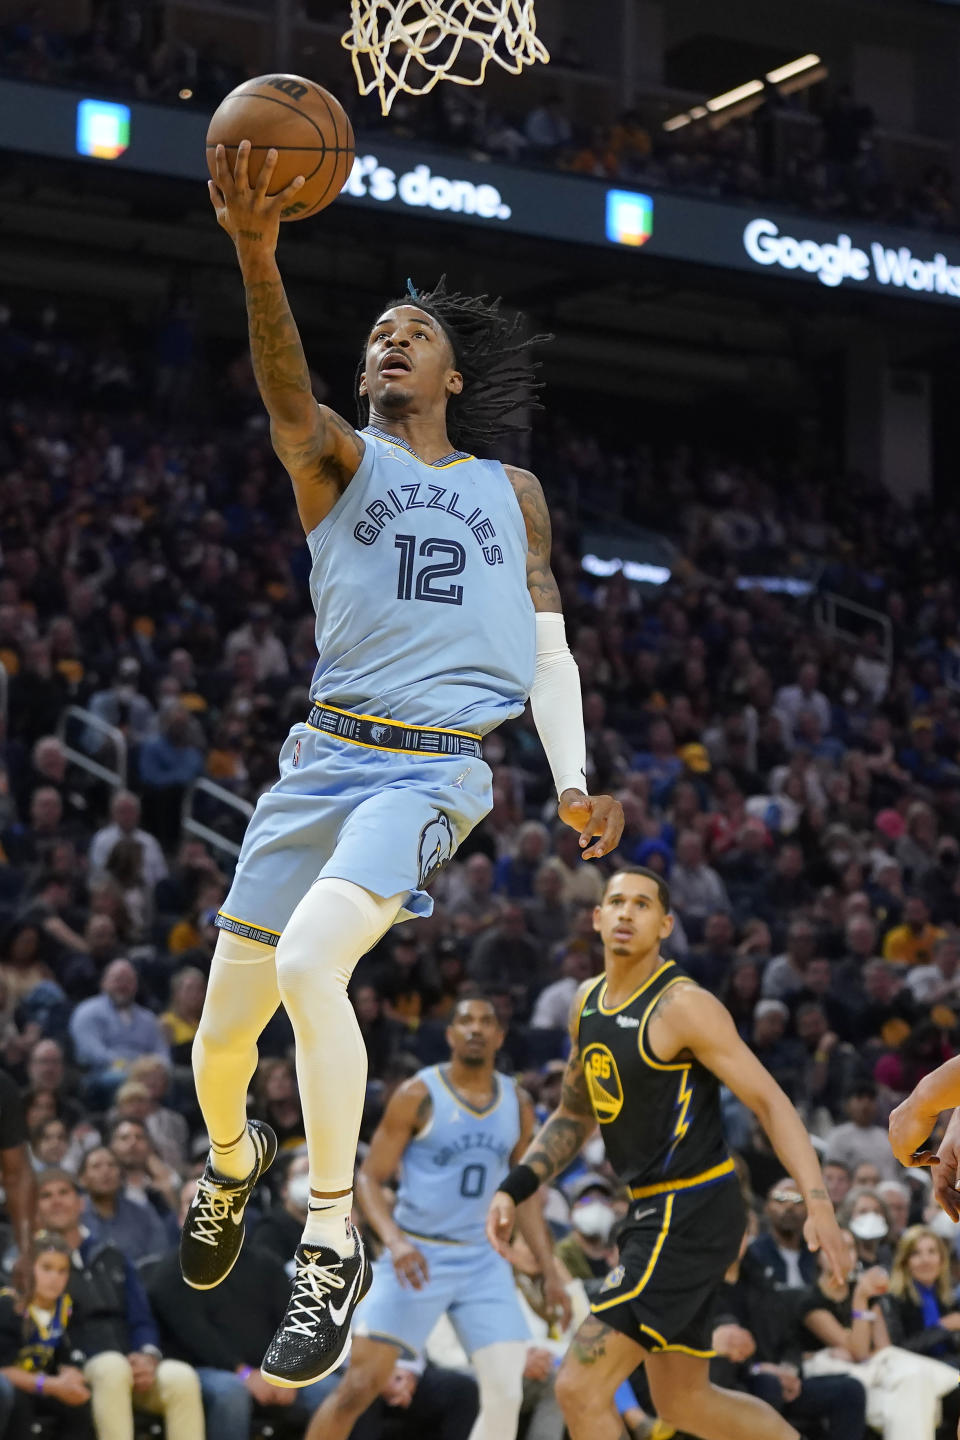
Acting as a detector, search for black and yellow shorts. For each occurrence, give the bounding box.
[591,1165,746,1357]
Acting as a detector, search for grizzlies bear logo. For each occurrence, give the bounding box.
[417,811,454,888]
[370,723,393,745]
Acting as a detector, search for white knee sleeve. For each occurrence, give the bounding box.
[274,877,405,1192]
[469,1341,527,1440]
[275,877,401,994]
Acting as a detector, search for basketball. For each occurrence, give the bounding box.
[206,74,355,222]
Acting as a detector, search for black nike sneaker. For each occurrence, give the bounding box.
[179,1119,277,1290]
[260,1229,371,1388]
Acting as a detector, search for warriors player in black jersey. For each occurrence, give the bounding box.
[488,868,848,1440]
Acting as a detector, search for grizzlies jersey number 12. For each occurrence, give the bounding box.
[305,428,535,736]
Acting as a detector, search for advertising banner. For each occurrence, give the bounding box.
[3,79,960,305]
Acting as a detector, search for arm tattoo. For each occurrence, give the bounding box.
[523,1115,592,1185]
[244,277,313,422]
[560,1052,594,1118]
[648,984,684,1025]
[809,1188,828,1201]
[244,275,362,490]
[570,1316,614,1366]
[506,466,563,611]
[270,409,361,487]
[521,1049,594,1182]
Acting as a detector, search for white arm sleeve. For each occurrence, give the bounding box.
[530,611,587,798]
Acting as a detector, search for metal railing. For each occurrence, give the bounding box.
[57,705,128,789]
[814,591,893,668]
[182,777,253,860]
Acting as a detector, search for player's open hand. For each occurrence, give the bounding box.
[803,1199,849,1286]
[486,1191,517,1258]
[888,1094,939,1170]
[388,1235,429,1290]
[558,789,624,860]
[208,140,306,254]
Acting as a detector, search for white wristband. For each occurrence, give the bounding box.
[529,612,587,799]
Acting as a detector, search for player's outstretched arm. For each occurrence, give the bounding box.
[487,986,596,1251]
[355,1078,432,1289]
[652,983,849,1284]
[208,140,364,535]
[505,464,624,860]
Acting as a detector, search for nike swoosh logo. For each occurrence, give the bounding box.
[582,1008,597,1018]
[230,1206,244,1225]
[633,1207,657,1224]
[328,1262,364,1327]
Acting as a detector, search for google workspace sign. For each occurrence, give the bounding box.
[606,190,654,247]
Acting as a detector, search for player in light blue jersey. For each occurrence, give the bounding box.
[306,996,570,1440]
[182,140,624,1390]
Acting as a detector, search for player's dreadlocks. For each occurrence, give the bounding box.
[355,277,551,454]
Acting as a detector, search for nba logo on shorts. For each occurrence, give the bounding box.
[292,739,301,768]
[606,190,654,247]
[600,1264,625,1292]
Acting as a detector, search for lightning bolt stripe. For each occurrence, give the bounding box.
[663,1069,694,1171]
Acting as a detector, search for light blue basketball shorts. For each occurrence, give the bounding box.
[215,718,493,945]
[354,1235,529,1359]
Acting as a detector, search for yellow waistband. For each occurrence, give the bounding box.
[314,701,480,741]
[628,1157,736,1200]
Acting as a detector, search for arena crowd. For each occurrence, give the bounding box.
[2,281,960,1436]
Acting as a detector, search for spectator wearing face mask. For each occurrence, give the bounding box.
[554,1174,619,1283]
[839,1187,893,1270]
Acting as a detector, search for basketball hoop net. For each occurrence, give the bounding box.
[342,0,550,117]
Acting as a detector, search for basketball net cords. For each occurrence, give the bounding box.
[342,0,549,117]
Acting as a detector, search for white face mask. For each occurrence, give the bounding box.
[573,1200,615,1242]
[849,1211,888,1241]
[286,1174,311,1210]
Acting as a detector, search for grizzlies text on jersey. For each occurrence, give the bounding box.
[308,427,535,736]
[392,1063,521,1244]
[356,1064,530,1358]
[216,428,536,939]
